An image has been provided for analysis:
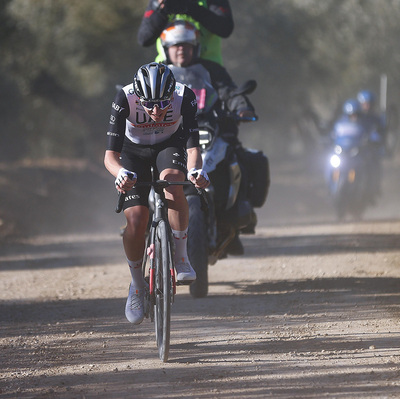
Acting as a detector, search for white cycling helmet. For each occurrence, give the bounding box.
[160,21,200,62]
[160,20,199,48]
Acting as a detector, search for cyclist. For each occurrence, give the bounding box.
[137,0,233,65]
[104,62,209,325]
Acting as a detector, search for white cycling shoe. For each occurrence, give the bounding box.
[125,284,145,325]
[175,261,196,283]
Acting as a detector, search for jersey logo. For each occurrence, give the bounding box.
[112,102,124,113]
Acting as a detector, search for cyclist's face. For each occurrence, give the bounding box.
[168,43,194,67]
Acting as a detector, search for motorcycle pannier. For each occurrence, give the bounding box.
[243,149,270,208]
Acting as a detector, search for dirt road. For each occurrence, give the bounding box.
[1,155,400,398]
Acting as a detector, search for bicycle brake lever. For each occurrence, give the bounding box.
[115,191,126,213]
[115,172,135,213]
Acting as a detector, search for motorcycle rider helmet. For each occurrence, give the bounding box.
[133,62,176,101]
[342,99,361,116]
[160,21,200,62]
[357,90,376,105]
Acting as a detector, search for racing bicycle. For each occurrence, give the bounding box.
[116,171,200,362]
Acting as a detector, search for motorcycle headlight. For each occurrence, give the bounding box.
[334,145,343,155]
[199,129,213,149]
[330,154,341,168]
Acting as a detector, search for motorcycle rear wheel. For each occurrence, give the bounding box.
[187,195,209,298]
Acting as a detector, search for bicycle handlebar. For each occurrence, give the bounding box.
[115,179,206,213]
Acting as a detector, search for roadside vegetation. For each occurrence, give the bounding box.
[1,0,400,161]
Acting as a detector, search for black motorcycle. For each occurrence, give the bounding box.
[170,64,270,298]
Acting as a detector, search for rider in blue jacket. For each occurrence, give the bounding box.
[357,90,386,150]
[356,90,386,199]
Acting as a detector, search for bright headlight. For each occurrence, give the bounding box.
[330,154,341,168]
[199,129,213,149]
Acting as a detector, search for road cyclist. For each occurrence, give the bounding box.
[104,62,209,328]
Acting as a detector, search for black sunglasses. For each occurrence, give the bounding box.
[140,99,171,110]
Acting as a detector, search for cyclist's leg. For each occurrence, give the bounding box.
[120,147,152,324]
[160,168,189,231]
[123,205,149,261]
[123,205,149,325]
[157,145,196,282]
[121,144,152,261]
[155,138,189,232]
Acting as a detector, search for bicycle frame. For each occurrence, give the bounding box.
[146,180,177,306]
[115,174,197,362]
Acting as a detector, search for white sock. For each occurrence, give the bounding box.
[172,228,189,265]
[127,258,144,288]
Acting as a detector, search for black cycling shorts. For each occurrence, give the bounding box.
[120,131,188,210]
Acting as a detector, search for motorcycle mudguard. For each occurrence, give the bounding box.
[202,137,229,174]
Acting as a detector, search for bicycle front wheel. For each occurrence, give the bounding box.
[154,219,173,362]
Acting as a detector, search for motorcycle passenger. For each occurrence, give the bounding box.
[330,98,381,203]
[357,90,385,197]
[357,90,387,149]
[160,20,257,255]
[104,62,210,325]
[137,0,234,65]
[161,21,256,121]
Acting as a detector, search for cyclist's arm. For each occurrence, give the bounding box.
[106,88,129,153]
[104,150,136,193]
[181,86,200,149]
[187,147,210,188]
[104,89,136,190]
[104,150,123,178]
[186,147,202,172]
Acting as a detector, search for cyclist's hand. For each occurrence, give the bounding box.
[115,168,137,193]
[187,168,210,189]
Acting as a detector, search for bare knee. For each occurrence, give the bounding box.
[161,169,185,202]
[124,206,149,236]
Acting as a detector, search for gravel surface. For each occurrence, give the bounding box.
[1,154,399,398]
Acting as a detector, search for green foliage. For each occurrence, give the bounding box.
[225,0,400,117]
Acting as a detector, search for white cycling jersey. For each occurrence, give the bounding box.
[107,82,198,151]
[122,83,183,145]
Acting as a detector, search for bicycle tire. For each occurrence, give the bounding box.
[154,219,173,362]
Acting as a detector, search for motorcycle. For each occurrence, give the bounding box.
[326,119,379,221]
[170,64,270,298]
